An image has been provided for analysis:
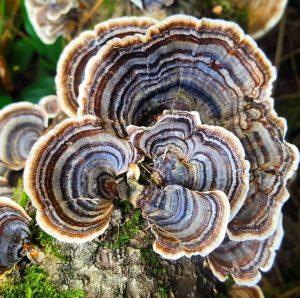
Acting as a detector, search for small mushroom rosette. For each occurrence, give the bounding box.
[38,95,61,119]
[24,15,299,286]
[0,102,48,171]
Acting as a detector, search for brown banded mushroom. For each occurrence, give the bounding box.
[0,197,31,271]
[56,16,157,117]
[229,285,264,298]
[232,0,288,39]
[77,15,298,242]
[38,95,61,118]
[24,0,76,44]
[226,99,299,240]
[128,110,250,220]
[0,102,48,170]
[78,15,275,134]
[207,216,283,286]
[24,116,137,242]
[131,184,230,259]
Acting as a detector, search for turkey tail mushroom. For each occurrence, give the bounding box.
[128,110,250,220]
[24,0,76,44]
[133,185,230,259]
[38,95,61,119]
[78,15,275,135]
[207,215,284,286]
[24,116,137,243]
[76,15,298,241]
[0,102,48,171]
[56,16,157,117]
[0,197,31,271]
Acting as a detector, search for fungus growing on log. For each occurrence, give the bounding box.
[77,15,298,242]
[131,184,230,259]
[207,216,283,285]
[38,95,61,118]
[128,110,250,220]
[24,116,137,242]
[25,15,299,286]
[0,102,48,170]
[232,0,288,39]
[24,0,76,44]
[0,197,31,271]
[56,17,157,116]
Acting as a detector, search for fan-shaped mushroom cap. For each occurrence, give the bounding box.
[226,100,299,240]
[130,0,174,11]
[38,95,61,118]
[232,0,288,39]
[24,0,76,44]
[24,116,137,243]
[0,197,31,271]
[0,177,13,197]
[78,15,275,136]
[134,185,229,259]
[207,215,283,286]
[229,285,264,298]
[56,16,157,117]
[0,102,48,170]
[129,110,250,219]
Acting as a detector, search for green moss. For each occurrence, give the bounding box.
[154,287,168,298]
[37,230,67,261]
[110,209,144,250]
[140,247,166,275]
[12,178,30,209]
[100,209,144,251]
[114,199,133,215]
[0,265,85,298]
[224,275,235,290]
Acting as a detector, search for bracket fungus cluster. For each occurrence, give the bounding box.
[23,15,299,286]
